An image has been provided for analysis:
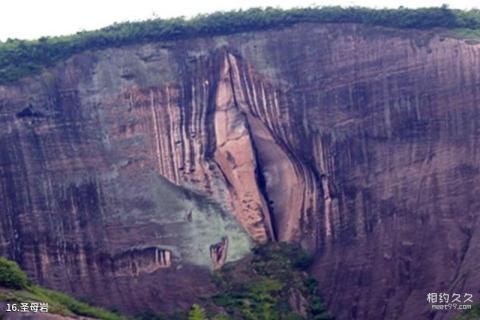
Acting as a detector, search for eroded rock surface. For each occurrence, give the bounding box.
[0,23,479,319]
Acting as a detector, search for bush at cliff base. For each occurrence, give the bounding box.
[0,256,29,289]
[211,243,333,320]
[189,304,207,320]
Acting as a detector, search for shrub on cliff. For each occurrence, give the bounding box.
[0,256,29,289]
[210,242,333,320]
[188,304,207,320]
[0,257,123,319]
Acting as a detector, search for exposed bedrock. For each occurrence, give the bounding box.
[0,23,479,319]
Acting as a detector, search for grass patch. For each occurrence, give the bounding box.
[0,286,124,319]
[0,257,123,319]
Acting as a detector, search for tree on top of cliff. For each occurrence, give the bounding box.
[1,6,480,84]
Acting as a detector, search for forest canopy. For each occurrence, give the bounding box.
[1,6,480,84]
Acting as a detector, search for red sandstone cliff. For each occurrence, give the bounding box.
[0,23,479,319]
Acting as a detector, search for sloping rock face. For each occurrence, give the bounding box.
[0,23,479,319]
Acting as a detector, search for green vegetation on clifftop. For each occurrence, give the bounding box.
[1,6,480,84]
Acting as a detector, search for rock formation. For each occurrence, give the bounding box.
[0,23,479,319]
[210,236,228,270]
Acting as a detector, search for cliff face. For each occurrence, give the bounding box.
[0,23,479,319]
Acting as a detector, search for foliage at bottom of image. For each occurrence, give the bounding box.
[456,305,480,320]
[0,256,123,320]
[1,245,332,320]
[205,242,333,320]
[134,243,333,320]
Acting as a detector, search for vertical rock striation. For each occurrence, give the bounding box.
[0,23,479,319]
